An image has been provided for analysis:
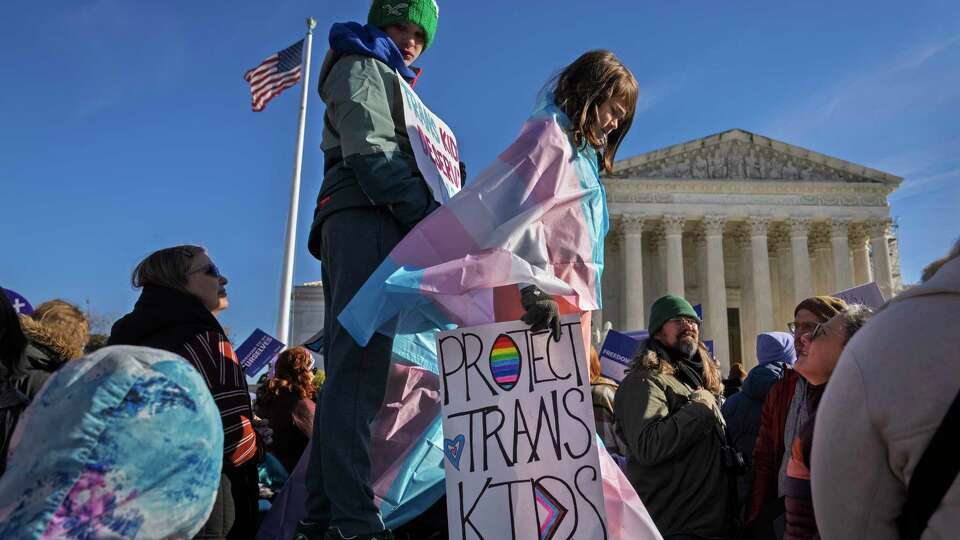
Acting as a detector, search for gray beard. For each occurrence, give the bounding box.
[678,336,697,359]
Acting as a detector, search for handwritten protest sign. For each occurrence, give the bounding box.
[3,288,33,316]
[437,315,609,540]
[832,282,885,308]
[236,329,285,377]
[398,74,461,204]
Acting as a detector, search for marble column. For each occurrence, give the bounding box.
[775,228,795,327]
[869,219,895,299]
[703,215,730,373]
[850,224,873,285]
[748,217,775,348]
[810,226,833,294]
[829,218,854,292]
[735,227,757,367]
[621,215,647,331]
[788,218,813,303]
[663,215,686,296]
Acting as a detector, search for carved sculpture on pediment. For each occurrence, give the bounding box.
[745,149,762,179]
[783,161,800,180]
[692,154,709,179]
[728,145,746,178]
[708,150,727,178]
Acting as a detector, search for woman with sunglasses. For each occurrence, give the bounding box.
[109,245,261,540]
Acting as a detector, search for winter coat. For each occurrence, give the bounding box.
[307,22,439,258]
[722,361,787,507]
[255,390,314,474]
[108,285,258,469]
[811,255,960,539]
[614,338,735,538]
[0,315,79,476]
[591,375,626,460]
[746,368,800,525]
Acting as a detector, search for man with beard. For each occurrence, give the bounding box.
[614,294,736,539]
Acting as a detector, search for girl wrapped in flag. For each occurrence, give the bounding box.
[263,51,663,540]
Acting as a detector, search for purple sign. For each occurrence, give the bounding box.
[832,282,885,309]
[599,330,645,383]
[236,329,285,377]
[3,288,33,316]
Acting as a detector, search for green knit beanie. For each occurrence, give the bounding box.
[648,294,701,335]
[368,0,439,50]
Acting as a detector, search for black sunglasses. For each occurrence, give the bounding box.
[189,263,221,279]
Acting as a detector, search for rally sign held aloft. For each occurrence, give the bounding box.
[437,315,609,540]
[236,329,285,377]
[3,288,33,316]
[598,330,643,384]
[832,281,885,308]
[398,74,461,204]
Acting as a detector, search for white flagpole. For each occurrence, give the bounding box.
[277,17,317,345]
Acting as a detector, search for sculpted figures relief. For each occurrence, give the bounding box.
[613,141,861,182]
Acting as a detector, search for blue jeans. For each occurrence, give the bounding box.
[303,207,404,535]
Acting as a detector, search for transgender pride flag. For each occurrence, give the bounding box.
[337,94,609,351]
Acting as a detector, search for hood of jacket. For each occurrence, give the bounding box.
[318,22,420,89]
[740,361,786,400]
[757,331,796,366]
[108,285,224,352]
[18,315,80,368]
[628,338,723,395]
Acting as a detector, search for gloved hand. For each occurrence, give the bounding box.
[520,285,562,342]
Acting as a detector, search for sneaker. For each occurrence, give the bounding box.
[293,520,328,540]
[323,528,395,540]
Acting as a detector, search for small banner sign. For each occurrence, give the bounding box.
[236,329,285,377]
[3,288,33,316]
[832,282,885,308]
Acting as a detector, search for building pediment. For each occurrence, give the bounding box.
[609,129,901,186]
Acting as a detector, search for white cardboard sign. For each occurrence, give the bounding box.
[436,315,609,540]
[398,75,462,204]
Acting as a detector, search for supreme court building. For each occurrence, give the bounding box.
[598,128,903,372]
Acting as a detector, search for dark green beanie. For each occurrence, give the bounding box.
[648,294,701,335]
[368,0,439,50]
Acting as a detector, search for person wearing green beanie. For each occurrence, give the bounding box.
[613,294,736,538]
[298,3,445,540]
[368,0,439,50]
[647,293,702,336]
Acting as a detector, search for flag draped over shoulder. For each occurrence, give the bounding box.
[338,95,608,350]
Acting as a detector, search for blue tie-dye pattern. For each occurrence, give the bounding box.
[0,347,223,539]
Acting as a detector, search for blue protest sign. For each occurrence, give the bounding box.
[3,288,33,316]
[693,303,704,320]
[599,330,645,383]
[703,340,715,359]
[236,329,285,377]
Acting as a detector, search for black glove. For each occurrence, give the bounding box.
[520,285,562,342]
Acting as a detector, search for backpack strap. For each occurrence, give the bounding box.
[897,386,960,540]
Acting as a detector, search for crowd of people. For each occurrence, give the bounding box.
[1,0,958,539]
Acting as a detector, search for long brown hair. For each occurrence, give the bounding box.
[552,50,639,173]
[256,347,316,405]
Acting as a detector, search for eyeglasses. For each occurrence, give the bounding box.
[787,321,817,336]
[668,316,700,328]
[810,323,827,341]
[188,263,221,279]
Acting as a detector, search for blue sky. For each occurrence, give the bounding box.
[2,0,957,342]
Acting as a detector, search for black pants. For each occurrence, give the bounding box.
[193,462,260,540]
[303,207,405,535]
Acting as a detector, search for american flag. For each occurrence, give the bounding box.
[243,39,304,112]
